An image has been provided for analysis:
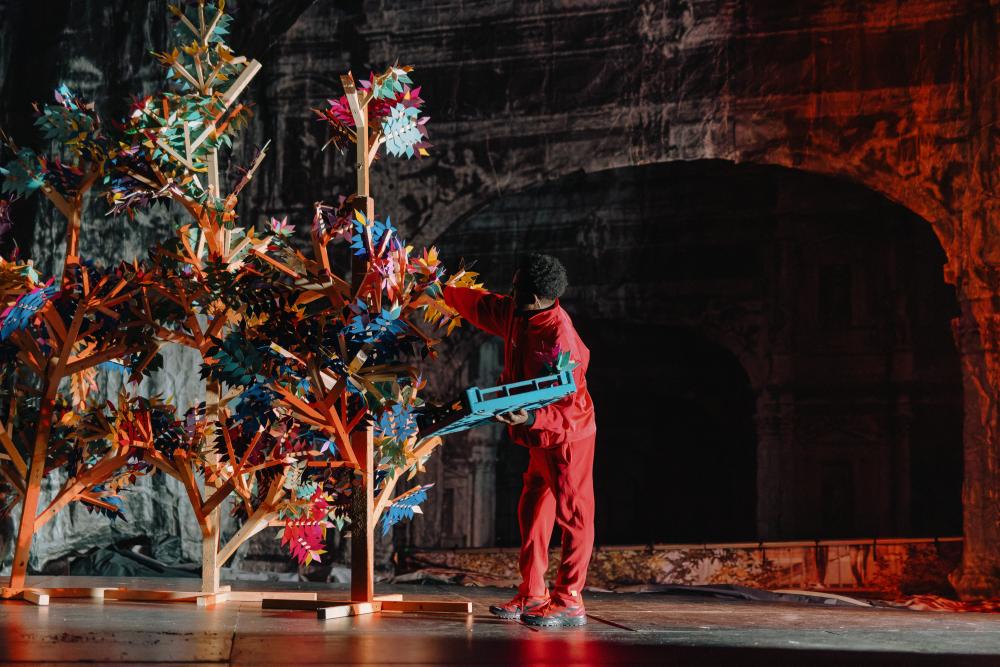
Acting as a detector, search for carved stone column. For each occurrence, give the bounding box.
[755,388,796,539]
[469,440,498,547]
[950,282,1000,599]
[889,280,915,535]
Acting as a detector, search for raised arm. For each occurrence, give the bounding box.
[443,285,512,338]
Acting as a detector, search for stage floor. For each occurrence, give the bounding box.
[1,577,999,665]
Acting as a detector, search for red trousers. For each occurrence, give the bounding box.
[516,434,596,606]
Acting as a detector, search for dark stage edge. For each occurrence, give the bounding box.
[0,577,998,665]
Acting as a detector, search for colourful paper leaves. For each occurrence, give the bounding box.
[0,283,57,340]
[375,403,418,443]
[381,484,433,535]
[382,103,427,158]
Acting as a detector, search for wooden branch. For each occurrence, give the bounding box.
[184,122,193,164]
[76,165,100,199]
[268,384,328,425]
[188,60,262,155]
[77,492,120,514]
[217,471,285,566]
[216,504,272,566]
[169,61,203,92]
[40,307,68,348]
[174,454,210,536]
[239,459,289,476]
[341,74,370,198]
[197,1,207,35]
[192,48,206,91]
[64,344,131,376]
[373,438,441,522]
[305,460,352,468]
[220,59,262,107]
[142,450,184,482]
[237,429,264,471]
[201,476,236,516]
[50,297,88,383]
[366,134,384,167]
[170,5,201,38]
[0,426,26,477]
[34,451,130,529]
[156,138,202,172]
[204,311,229,344]
[373,473,400,522]
[0,459,25,496]
[14,347,45,378]
[203,8,223,46]
[250,249,301,278]
[229,140,270,199]
[38,184,74,220]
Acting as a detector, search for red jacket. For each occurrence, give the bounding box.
[443,286,596,448]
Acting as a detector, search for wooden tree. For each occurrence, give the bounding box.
[246,66,476,616]
[97,0,267,599]
[94,3,471,609]
[0,82,162,603]
[0,0,263,605]
[0,3,475,614]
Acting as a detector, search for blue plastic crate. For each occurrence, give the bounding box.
[424,371,577,437]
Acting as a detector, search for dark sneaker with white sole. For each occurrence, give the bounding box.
[488,594,549,620]
[521,601,587,627]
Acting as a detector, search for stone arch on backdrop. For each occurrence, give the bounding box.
[416,156,964,551]
[414,144,956,261]
[255,0,995,596]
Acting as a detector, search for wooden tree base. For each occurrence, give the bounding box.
[1,586,110,606]
[103,584,233,605]
[261,594,472,619]
[1,431,469,617]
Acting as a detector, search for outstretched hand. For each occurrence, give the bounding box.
[495,409,530,426]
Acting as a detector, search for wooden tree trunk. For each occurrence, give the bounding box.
[350,428,374,603]
[202,378,222,593]
[7,381,57,592]
[950,290,1000,599]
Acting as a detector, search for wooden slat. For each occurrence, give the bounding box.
[32,587,107,599]
[317,601,380,620]
[380,600,473,614]
[227,591,318,603]
[22,589,49,606]
[104,589,210,603]
[260,599,382,619]
[261,599,335,611]
[195,591,229,607]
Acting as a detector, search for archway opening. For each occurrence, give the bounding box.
[574,323,757,544]
[428,158,962,547]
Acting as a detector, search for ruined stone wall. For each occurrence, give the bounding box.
[2,1,998,593]
[427,160,962,549]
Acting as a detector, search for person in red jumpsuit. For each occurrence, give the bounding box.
[443,253,596,628]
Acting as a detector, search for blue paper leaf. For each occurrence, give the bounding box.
[381,104,424,158]
[0,284,58,340]
[380,484,433,535]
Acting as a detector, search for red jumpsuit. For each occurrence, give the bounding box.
[444,286,597,606]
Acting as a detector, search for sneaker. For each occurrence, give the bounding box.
[521,601,587,627]
[488,594,549,620]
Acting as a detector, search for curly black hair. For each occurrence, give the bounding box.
[516,253,568,299]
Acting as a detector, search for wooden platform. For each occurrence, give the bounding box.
[2,577,1000,665]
